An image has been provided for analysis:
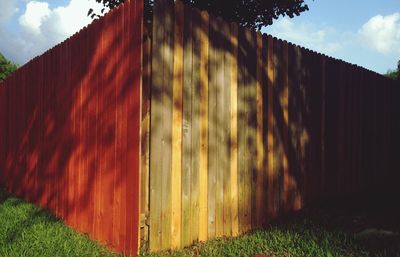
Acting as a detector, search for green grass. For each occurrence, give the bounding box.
[140,221,400,257]
[140,199,400,257]
[1,188,399,257]
[139,223,368,257]
[0,188,120,257]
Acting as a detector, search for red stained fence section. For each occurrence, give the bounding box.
[0,0,143,255]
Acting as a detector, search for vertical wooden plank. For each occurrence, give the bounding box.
[237,27,257,233]
[126,0,142,253]
[182,4,193,247]
[337,61,345,195]
[326,58,339,197]
[44,49,53,209]
[247,30,257,231]
[149,0,165,249]
[119,19,128,249]
[190,8,201,244]
[11,66,17,195]
[230,22,239,237]
[160,0,174,249]
[90,22,99,243]
[281,41,289,211]
[208,17,232,238]
[255,32,264,227]
[37,54,44,206]
[171,0,183,249]
[117,5,129,249]
[207,13,217,239]
[62,39,71,222]
[55,44,63,221]
[266,35,275,219]
[83,14,100,249]
[65,35,74,228]
[372,72,378,190]
[261,35,270,222]
[53,46,61,217]
[31,57,39,204]
[150,0,174,251]
[357,67,364,193]
[309,50,323,202]
[272,38,284,213]
[81,25,91,238]
[25,59,34,207]
[320,54,326,198]
[140,28,151,249]
[221,18,232,237]
[214,17,223,238]
[343,63,351,195]
[337,62,347,195]
[238,27,247,233]
[112,5,125,250]
[293,46,304,202]
[101,12,116,245]
[351,65,359,194]
[17,64,25,199]
[215,17,224,238]
[198,10,209,242]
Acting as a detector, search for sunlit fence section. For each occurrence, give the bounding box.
[0,0,143,255]
[1,0,399,254]
[142,0,400,251]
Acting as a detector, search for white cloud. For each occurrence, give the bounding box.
[19,1,50,34]
[263,17,346,55]
[358,13,400,55]
[0,0,18,24]
[0,0,107,65]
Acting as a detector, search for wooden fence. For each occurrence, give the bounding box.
[0,0,143,255]
[144,0,400,251]
[1,0,399,254]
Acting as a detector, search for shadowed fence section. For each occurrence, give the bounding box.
[143,0,400,251]
[0,0,143,255]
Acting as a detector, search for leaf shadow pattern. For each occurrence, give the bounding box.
[0,0,143,255]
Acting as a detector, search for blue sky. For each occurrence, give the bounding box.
[0,0,399,74]
[263,0,400,73]
[0,0,105,66]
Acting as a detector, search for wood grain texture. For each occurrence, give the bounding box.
[221,18,232,237]
[181,4,193,247]
[198,10,209,242]
[230,22,239,237]
[266,35,275,220]
[190,8,202,245]
[281,41,289,211]
[207,13,217,239]
[237,26,247,234]
[171,0,183,249]
[150,0,167,251]
[145,1,400,251]
[150,0,175,251]
[0,0,393,253]
[140,28,151,249]
[0,0,143,255]
[255,32,264,228]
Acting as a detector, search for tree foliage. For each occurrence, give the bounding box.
[89,0,310,30]
[0,53,18,82]
[385,60,400,80]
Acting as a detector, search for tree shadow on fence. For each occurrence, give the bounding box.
[0,1,142,254]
